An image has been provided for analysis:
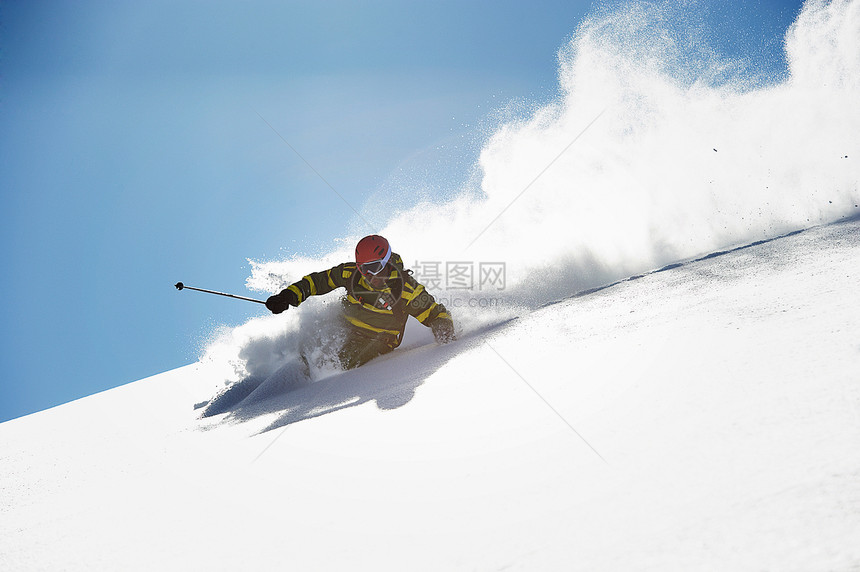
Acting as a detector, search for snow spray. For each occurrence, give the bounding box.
[205,0,860,380]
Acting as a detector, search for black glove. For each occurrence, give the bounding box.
[265,289,298,314]
[431,318,455,344]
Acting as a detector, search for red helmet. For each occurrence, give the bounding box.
[355,235,392,276]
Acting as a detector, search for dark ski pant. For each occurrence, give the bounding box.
[337,327,398,370]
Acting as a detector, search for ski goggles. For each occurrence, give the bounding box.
[359,247,392,276]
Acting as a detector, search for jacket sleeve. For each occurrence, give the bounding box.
[279,263,349,306]
[402,271,452,327]
[404,276,455,343]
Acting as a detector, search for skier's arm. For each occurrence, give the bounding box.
[403,277,455,343]
[265,264,348,314]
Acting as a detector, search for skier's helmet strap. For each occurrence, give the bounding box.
[356,235,392,276]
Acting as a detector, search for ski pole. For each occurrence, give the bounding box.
[174,282,267,305]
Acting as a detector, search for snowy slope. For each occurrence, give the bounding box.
[2,218,859,571]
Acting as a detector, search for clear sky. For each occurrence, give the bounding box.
[0,0,805,423]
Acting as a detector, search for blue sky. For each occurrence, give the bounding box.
[0,0,804,422]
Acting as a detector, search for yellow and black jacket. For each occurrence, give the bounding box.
[279,253,451,349]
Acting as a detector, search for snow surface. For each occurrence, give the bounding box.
[2,218,859,571]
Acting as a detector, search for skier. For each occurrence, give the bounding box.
[265,235,455,369]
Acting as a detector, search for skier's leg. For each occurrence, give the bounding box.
[338,329,393,370]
